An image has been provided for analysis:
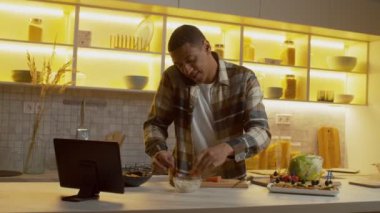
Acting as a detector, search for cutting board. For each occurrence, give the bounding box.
[349,179,380,188]
[317,127,341,168]
[201,179,249,188]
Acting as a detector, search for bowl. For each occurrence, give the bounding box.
[334,94,354,104]
[265,87,283,99]
[123,167,152,187]
[173,175,202,193]
[12,70,41,83]
[326,56,357,71]
[124,75,148,90]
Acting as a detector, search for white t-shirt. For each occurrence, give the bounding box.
[191,83,217,155]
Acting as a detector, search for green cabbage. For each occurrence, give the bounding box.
[288,154,323,181]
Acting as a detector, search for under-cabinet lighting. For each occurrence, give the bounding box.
[167,22,221,34]
[264,99,347,111]
[0,2,64,17]
[80,12,142,24]
[78,49,155,62]
[310,70,347,79]
[311,39,345,49]
[0,41,70,55]
[245,64,295,75]
[245,32,285,42]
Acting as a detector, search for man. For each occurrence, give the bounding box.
[144,25,270,179]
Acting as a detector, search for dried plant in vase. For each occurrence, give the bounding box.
[24,46,72,174]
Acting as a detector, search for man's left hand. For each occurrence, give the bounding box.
[192,143,234,175]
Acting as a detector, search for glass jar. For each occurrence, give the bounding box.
[284,74,296,99]
[281,40,295,66]
[29,18,43,42]
[214,44,224,58]
[243,38,255,61]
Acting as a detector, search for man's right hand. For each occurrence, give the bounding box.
[153,150,175,171]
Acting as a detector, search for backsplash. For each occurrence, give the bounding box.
[0,84,346,172]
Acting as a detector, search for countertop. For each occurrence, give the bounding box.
[1,172,380,213]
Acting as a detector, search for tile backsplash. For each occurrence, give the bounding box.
[0,84,346,172]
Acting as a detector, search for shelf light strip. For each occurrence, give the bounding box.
[245,64,294,74]
[310,70,347,79]
[78,49,155,62]
[245,31,286,42]
[0,2,64,17]
[311,39,345,49]
[0,42,69,54]
[80,12,142,24]
[167,22,221,34]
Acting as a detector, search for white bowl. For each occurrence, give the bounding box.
[124,75,148,90]
[173,176,201,193]
[334,94,354,104]
[327,56,357,71]
[265,87,283,99]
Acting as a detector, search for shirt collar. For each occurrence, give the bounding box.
[212,52,229,86]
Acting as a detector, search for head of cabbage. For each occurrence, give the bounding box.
[288,154,323,181]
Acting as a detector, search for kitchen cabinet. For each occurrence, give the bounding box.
[0,0,373,105]
[122,0,179,8]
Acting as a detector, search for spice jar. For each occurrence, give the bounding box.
[284,74,296,99]
[214,44,224,58]
[243,38,255,61]
[281,40,295,66]
[29,18,43,42]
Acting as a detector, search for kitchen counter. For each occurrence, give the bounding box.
[0,175,380,213]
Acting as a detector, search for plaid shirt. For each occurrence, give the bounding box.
[144,53,271,178]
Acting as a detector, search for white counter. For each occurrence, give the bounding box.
[0,176,379,213]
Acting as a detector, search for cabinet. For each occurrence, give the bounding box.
[0,0,372,105]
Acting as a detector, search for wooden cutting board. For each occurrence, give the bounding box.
[201,179,249,188]
[349,179,380,188]
[317,127,341,168]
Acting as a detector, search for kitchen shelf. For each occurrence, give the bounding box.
[0,0,371,105]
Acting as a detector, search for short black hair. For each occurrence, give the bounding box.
[168,25,206,52]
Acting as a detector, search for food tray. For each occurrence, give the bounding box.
[267,183,339,196]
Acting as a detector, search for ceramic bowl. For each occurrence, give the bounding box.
[327,56,357,71]
[265,87,283,99]
[124,75,148,90]
[173,175,202,193]
[334,94,354,104]
[12,70,41,83]
[123,170,152,187]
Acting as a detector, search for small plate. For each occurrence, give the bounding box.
[267,183,339,196]
[134,16,154,50]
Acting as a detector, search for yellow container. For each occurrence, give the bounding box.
[29,18,43,42]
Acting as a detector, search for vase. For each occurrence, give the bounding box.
[23,139,46,174]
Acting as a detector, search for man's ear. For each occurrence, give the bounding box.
[203,40,211,52]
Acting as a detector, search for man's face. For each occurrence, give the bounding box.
[170,40,216,84]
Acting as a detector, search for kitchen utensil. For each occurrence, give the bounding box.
[334,94,354,104]
[124,75,148,90]
[326,56,357,71]
[76,99,89,140]
[317,127,341,168]
[173,175,202,193]
[134,16,154,51]
[349,177,380,188]
[201,178,249,188]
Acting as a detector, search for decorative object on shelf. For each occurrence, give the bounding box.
[124,75,148,90]
[24,45,72,174]
[28,18,42,42]
[12,69,42,83]
[214,43,224,58]
[281,40,295,66]
[326,56,357,71]
[75,99,89,140]
[78,30,92,47]
[263,58,282,65]
[243,37,255,61]
[317,90,334,102]
[334,94,354,104]
[284,74,296,99]
[265,87,283,99]
[110,34,149,51]
[134,15,154,51]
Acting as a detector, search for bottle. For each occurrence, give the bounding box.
[281,40,295,66]
[29,18,43,42]
[279,136,292,169]
[214,44,224,58]
[243,38,255,61]
[284,74,296,99]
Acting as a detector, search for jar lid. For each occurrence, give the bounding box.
[284,40,294,45]
[285,74,295,77]
[30,18,42,25]
[214,44,224,48]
